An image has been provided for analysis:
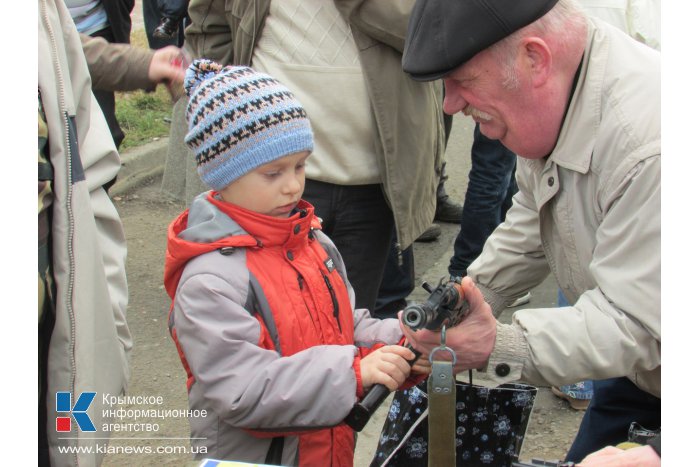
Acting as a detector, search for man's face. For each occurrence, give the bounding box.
[220,151,310,218]
[442,47,558,159]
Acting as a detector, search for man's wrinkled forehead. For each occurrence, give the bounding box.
[402,0,559,82]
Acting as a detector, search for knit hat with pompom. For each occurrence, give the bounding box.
[183,59,314,191]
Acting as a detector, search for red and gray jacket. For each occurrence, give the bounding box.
[164,192,411,466]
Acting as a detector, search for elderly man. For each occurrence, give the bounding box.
[400,0,660,462]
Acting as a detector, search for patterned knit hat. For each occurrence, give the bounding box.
[184,60,314,191]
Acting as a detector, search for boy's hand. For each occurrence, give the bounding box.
[360,345,415,391]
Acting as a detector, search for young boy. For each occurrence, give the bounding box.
[163,60,419,465]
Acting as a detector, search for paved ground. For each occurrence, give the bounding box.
[132,0,145,31]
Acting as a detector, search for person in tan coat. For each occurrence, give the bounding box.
[81,33,185,98]
[400,0,660,462]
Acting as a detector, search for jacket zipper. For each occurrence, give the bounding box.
[41,0,79,461]
[297,274,321,337]
[322,274,341,332]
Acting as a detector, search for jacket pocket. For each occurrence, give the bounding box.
[225,0,255,36]
[225,0,247,19]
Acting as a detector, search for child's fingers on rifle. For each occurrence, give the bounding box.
[377,373,402,392]
[363,361,402,391]
[360,348,410,390]
[359,355,383,390]
[377,347,413,375]
[381,362,411,390]
[381,344,416,361]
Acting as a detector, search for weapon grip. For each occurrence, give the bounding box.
[343,383,390,431]
[344,347,421,431]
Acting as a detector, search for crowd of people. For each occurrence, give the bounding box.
[37,0,661,465]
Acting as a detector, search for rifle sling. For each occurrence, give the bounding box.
[428,359,456,467]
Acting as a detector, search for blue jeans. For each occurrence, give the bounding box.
[303,180,394,312]
[90,27,124,149]
[448,124,517,276]
[565,377,661,462]
[557,290,594,401]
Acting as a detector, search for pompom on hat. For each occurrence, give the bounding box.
[184,59,314,191]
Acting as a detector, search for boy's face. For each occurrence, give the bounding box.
[219,151,310,218]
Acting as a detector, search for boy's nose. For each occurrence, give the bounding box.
[284,176,302,194]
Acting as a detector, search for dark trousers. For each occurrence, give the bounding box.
[303,180,394,312]
[565,377,661,462]
[158,0,189,18]
[448,124,517,276]
[143,0,185,48]
[38,314,54,466]
[90,27,125,149]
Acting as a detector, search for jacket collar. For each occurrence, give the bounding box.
[163,192,320,299]
[206,192,319,249]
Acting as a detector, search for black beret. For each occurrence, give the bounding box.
[403,0,560,81]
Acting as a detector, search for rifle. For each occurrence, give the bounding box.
[344,278,470,431]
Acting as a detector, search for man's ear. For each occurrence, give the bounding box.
[521,37,552,87]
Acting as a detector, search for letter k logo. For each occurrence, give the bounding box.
[56,392,96,432]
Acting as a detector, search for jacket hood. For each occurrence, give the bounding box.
[164,192,320,298]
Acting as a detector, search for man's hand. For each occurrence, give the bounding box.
[399,277,497,373]
[147,46,187,100]
[577,445,660,467]
[359,345,415,391]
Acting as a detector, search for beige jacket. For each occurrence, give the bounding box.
[39,0,132,464]
[177,0,444,247]
[470,19,661,398]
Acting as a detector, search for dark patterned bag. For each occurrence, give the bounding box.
[370,380,537,466]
